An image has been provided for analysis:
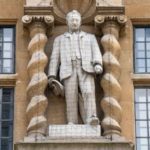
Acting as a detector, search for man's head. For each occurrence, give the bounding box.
[66,10,81,32]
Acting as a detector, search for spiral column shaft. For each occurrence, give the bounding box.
[101,22,122,137]
[95,15,127,138]
[26,24,48,137]
[22,15,54,139]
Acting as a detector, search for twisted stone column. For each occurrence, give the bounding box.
[95,15,127,138]
[22,15,54,139]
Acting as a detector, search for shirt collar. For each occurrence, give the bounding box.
[64,31,85,38]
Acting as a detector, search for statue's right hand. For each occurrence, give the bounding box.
[48,77,65,97]
[48,77,56,88]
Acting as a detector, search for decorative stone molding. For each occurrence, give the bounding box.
[131,74,150,85]
[15,138,134,150]
[24,0,53,16]
[26,0,53,7]
[95,15,127,27]
[96,0,123,7]
[95,15,127,138]
[96,0,124,15]
[22,15,54,28]
[0,74,18,87]
[22,15,54,139]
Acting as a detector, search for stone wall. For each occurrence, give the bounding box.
[0,0,149,146]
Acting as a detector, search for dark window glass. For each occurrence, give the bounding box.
[134,27,150,73]
[0,88,14,150]
[135,87,150,150]
[0,27,15,74]
[1,138,12,150]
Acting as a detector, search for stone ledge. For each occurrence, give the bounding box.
[0,74,18,86]
[96,6,125,15]
[24,6,53,15]
[131,17,150,24]
[131,73,150,85]
[15,138,134,150]
[25,0,53,7]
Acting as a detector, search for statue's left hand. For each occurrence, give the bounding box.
[94,64,103,74]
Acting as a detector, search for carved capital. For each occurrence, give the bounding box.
[95,15,127,38]
[22,15,54,28]
[95,15,127,27]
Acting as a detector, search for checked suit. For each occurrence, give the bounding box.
[48,31,102,124]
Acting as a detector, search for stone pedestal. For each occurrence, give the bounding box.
[49,125,101,137]
[15,138,134,150]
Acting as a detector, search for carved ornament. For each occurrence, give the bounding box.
[95,15,127,27]
[22,15,54,27]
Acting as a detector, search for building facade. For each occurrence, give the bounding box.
[0,0,150,150]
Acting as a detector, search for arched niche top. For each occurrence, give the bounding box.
[53,0,96,25]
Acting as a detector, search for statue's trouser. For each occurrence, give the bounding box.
[63,59,97,124]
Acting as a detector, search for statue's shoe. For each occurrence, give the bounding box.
[87,116,100,125]
[68,122,75,125]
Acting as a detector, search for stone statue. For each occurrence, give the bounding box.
[48,10,103,125]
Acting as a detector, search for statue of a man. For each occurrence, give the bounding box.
[48,10,103,125]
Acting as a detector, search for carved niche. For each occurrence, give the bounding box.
[53,0,96,24]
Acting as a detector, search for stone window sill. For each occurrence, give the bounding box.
[0,74,18,87]
[131,73,150,85]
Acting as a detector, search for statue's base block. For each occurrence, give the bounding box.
[49,125,101,137]
[15,138,134,150]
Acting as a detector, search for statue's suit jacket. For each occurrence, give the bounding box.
[48,31,102,81]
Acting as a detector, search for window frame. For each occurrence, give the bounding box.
[134,87,150,150]
[0,26,16,74]
[0,87,14,150]
[134,26,150,74]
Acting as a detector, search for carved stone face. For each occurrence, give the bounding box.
[66,11,81,32]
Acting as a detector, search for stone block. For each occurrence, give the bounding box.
[49,124,101,138]
[26,0,52,6]
[96,0,123,6]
